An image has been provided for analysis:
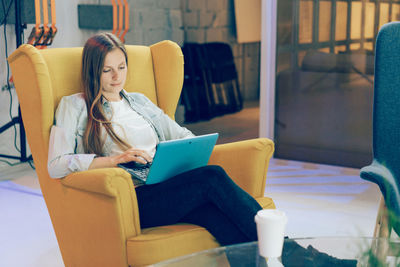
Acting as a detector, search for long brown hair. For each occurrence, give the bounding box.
[82,32,130,155]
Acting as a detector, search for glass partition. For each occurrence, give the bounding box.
[274,0,397,168]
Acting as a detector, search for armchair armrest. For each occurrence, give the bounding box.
[61,167,141,237]
[208,138,274,198]
[361,160,400,234]
[61,167,134,197]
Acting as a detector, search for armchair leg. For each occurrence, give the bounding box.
[374,196,391,239]
[370,196,392,266]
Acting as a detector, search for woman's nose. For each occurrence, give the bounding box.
[112,70,118,80]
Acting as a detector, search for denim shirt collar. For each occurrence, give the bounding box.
[101,89,133,113]
[120,89,136,107]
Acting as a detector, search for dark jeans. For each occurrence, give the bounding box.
[135,165,262,246]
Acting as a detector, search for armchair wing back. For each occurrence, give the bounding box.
[8,40,275,266]
[360,22,400,236]
[9,40,183,208]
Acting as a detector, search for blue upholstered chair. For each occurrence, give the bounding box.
[360,22,400,239]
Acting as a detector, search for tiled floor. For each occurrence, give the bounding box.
[266,158,381,238]
[0,91,384,266]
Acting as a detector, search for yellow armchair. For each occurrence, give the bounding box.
[8,40,275,266]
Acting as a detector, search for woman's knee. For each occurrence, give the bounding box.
[198,165,233,185]
[167,165,228,186]
[197,165,224,176]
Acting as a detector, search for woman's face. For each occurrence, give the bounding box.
[100,48,127,101]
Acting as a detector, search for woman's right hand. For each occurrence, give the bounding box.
[88,148,152,170]
[110,147,152,166]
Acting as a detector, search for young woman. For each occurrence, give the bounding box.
[47,32,262,246]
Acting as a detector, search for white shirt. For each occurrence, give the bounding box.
[106,98,157,158]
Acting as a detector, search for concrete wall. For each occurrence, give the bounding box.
[1,0,260,100]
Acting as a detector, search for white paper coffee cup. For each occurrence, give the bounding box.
[255,209,288,258]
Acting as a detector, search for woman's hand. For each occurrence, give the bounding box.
[88,148,152,170]
[110,147,152,166]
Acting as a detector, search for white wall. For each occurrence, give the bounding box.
[52,0,96,48]
[259,0,277,140]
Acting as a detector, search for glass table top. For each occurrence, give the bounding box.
[153,237,400,267]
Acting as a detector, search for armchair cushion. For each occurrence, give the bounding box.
[127,224,219,266]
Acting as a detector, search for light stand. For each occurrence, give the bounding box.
[0,0,31,163]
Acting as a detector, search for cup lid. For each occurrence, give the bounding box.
[255,209,287,223]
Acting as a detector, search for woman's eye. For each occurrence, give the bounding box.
[103,69,111,73]
[119,66,126,70]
